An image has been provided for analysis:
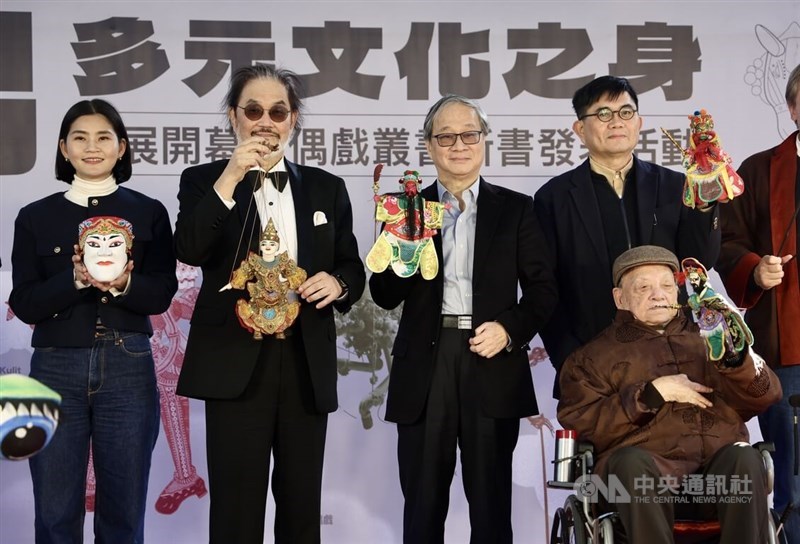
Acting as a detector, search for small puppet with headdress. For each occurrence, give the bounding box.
[677,109,745,209]
[77,216,134,284]
[680,257,753,363]
[366,168,446,280]
[220,218,307,339]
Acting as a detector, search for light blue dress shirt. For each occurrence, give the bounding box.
[437,178,479,316]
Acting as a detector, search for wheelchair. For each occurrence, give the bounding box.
[547,441,788,544]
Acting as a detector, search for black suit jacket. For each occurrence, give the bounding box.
[534,157,721,396]
[174,159,365,413]
[369,179,558,424]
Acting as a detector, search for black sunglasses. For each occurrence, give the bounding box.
[237,104,291,123]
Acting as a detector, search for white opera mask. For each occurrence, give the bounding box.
[78,216,134,282]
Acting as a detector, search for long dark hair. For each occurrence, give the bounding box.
[224,65,305,138]
[55,99,132,183]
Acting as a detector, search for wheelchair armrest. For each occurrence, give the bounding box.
[752,441,775,453]
[753,442,775,495]
[577,441,595,474]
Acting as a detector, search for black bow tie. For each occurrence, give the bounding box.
[246,170,289,192]
[270,171,288,192]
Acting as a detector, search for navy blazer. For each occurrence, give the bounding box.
[10,187,178,347]
[174,159,365,413]
[369,179,558,424]
[534,156,721,396]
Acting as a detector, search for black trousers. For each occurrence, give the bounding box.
[397,328,521,544]
[605,445,770,544]
[204,332,328,544]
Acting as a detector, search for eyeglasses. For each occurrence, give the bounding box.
[579,105,638,123]
[237,104,291,123]
[432,130,483,147]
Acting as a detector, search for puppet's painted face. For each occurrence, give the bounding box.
[0,374,61,461]
[259,219,281,259]
[84,232,128,281]
[78,217,134,282]
[680,259,708,290]
[259,239,279,257]
[400,170,421,196]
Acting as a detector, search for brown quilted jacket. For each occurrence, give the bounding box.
[557,310,782,478]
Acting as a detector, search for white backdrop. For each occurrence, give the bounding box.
[1,1,798,542]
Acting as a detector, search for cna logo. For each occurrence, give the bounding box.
[574,474,632,504]
[744,22,800,139]
[574,472,754,505]
[0,11,36,176]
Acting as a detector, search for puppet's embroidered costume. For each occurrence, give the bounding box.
[679,109,745,208]
[682,257,753,362]
[227,219,306,339]
[366,170,445,280]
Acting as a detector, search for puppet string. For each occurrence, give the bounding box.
[229,168,267,281]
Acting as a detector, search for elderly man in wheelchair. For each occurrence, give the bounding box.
[557,246,783,544]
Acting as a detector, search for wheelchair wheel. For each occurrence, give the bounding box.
[551,507,566,544]
[561,495,588,544]
[770,508,788,544]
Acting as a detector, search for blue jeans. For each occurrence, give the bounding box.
[29,330,160,544]
[759,364,800,543]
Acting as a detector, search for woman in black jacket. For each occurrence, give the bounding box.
[9,99,177,542]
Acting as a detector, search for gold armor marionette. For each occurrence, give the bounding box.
[220,218,307,339]
[366,168,446,280]
[663,109,745,209]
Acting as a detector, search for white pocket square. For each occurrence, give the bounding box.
[313,211,328,226]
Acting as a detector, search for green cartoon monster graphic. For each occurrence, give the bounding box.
[0,374,61,460]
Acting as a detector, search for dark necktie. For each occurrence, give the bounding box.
[270,171,288,192]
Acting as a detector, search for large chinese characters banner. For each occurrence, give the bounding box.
[1,2,797,542]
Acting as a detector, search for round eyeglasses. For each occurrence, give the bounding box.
[579,106,638,123]
[237,104,291,123]
[432,130,483,147]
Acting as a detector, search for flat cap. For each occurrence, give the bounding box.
[612,245,679,286]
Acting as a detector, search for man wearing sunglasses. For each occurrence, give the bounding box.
[174,65,365,544]
[369,95,558,543]
[534,75,721,399]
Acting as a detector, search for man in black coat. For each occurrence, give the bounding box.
[174,66,364,544]
[369,95,557,544]
[534,75,720,397]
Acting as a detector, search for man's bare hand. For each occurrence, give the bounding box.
[651,374,713,409]
[297,272,342,309]
[469,321,509,359]
[754,254,793,290]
